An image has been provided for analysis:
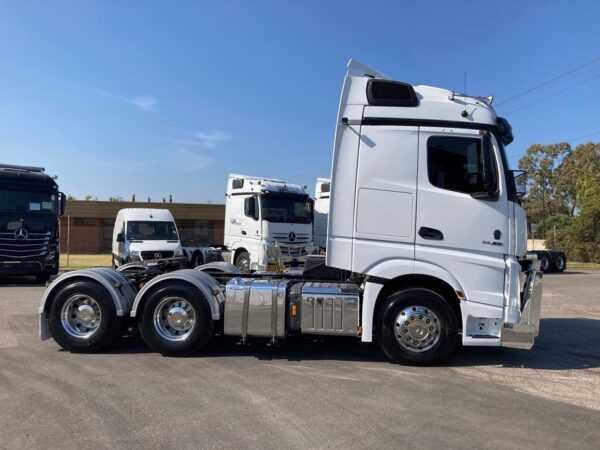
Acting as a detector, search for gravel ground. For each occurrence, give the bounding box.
[0,270,599,449]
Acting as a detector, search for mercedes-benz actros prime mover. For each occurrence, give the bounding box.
[38,60,542,365]
[1,164,66,282]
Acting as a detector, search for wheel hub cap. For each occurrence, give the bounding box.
[60,294,102,339]
[167,306,189,329]
[394,306,441,353]
[154,297,196,342]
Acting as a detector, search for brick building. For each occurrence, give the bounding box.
[60,200,225,254]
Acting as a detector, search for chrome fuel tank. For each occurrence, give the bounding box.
[224,278,291,338]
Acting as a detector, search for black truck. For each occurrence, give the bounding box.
[0,164,66,282]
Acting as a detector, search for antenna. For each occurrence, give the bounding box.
[462,71,469,117]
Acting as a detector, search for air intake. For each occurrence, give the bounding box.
[366,79,418,107]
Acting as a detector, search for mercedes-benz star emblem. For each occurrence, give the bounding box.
[154,252,162,259]
[14,228,29,241]
[288,232,296,242]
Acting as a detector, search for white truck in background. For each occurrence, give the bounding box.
[223,174,315,271]
[313,178,330,250]
[112,208,222,268]
[39,59,543,365]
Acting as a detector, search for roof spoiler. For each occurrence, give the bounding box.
[347,59,391,80]
[0,164,45,173]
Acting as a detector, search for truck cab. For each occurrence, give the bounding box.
[224,174,314,271]
[0,164,65,282]
[112,208,184,267]
[313,178,330,250]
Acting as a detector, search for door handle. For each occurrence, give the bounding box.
[241,231,247,235]
[419,227,444,240]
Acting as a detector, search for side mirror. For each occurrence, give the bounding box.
[512,170,527,197]
[116,233,124,243]
[60,192,67,216]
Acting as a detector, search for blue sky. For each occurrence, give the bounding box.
[1,1,599,203]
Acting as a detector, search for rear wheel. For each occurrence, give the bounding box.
[235,251,251,273]
[539,254,551,273]
[554,253,567,272]
[376,288,458,365]
[138,282,213,356]
[192,252,204,268]
[48,281,122,353]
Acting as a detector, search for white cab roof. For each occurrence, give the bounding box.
[228,173,308,196]
[117,208,175,222]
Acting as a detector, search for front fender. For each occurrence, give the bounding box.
[365,258,465,294]
[130,269,225,320]
[360,258,466,343]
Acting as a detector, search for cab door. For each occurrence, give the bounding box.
[415,128,508,305]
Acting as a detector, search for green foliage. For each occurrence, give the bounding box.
[519,142,600,261]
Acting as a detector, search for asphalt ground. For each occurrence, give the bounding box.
[0,271,599,449]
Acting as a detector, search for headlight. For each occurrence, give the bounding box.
[174,248,184,257]
[131,250,140,256]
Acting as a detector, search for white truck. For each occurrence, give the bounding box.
[313,178,330,250]
[112,208,222,268]
[223,174,315,272]
[39,60,542,365]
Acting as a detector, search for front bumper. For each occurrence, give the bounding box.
[501,269,543,349]
[0,260,58,276]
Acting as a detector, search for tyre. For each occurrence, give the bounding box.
[192,252,204,268]
[554,253,567,272]
[235,251,251,272]
[375,288,458,365]
[48,280,123,353]
[138,282,214,356]
[36,274,51,283]
[539,253,551,273]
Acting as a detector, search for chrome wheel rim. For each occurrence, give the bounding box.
[394,305,441,352]
[153,296,196,342]
[60,294,102,339]
[237,257,250,272]
[541,258,549,271]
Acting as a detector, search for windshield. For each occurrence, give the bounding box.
[0,189,57,214]
[126,221,179,241]
[261,195,312,224]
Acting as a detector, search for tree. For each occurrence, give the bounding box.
[109,196,124,202]
[554,143,600,262]
[132,194,136,202]
[518,142,571,236]
[84,195,94,201]
[67,195,77,201]
[169,194,173,203]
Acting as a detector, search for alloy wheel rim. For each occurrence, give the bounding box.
[153,296,196,342]
[394,305,441,352]
[60,294,102,339]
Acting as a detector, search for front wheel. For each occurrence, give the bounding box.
[48,281,122,353]
[138,282,214,356]
[375,288,458,365]
[234,251,251,273]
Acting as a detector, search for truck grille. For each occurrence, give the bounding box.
[272,232,310,243]
[141,250,174,260]
[0,231,50,260]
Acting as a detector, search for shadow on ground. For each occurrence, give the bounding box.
[100,318,600,370]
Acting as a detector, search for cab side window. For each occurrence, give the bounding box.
[427,136,498,195]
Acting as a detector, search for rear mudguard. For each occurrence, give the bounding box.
[39,268,137,340]
[130,269,225,320]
